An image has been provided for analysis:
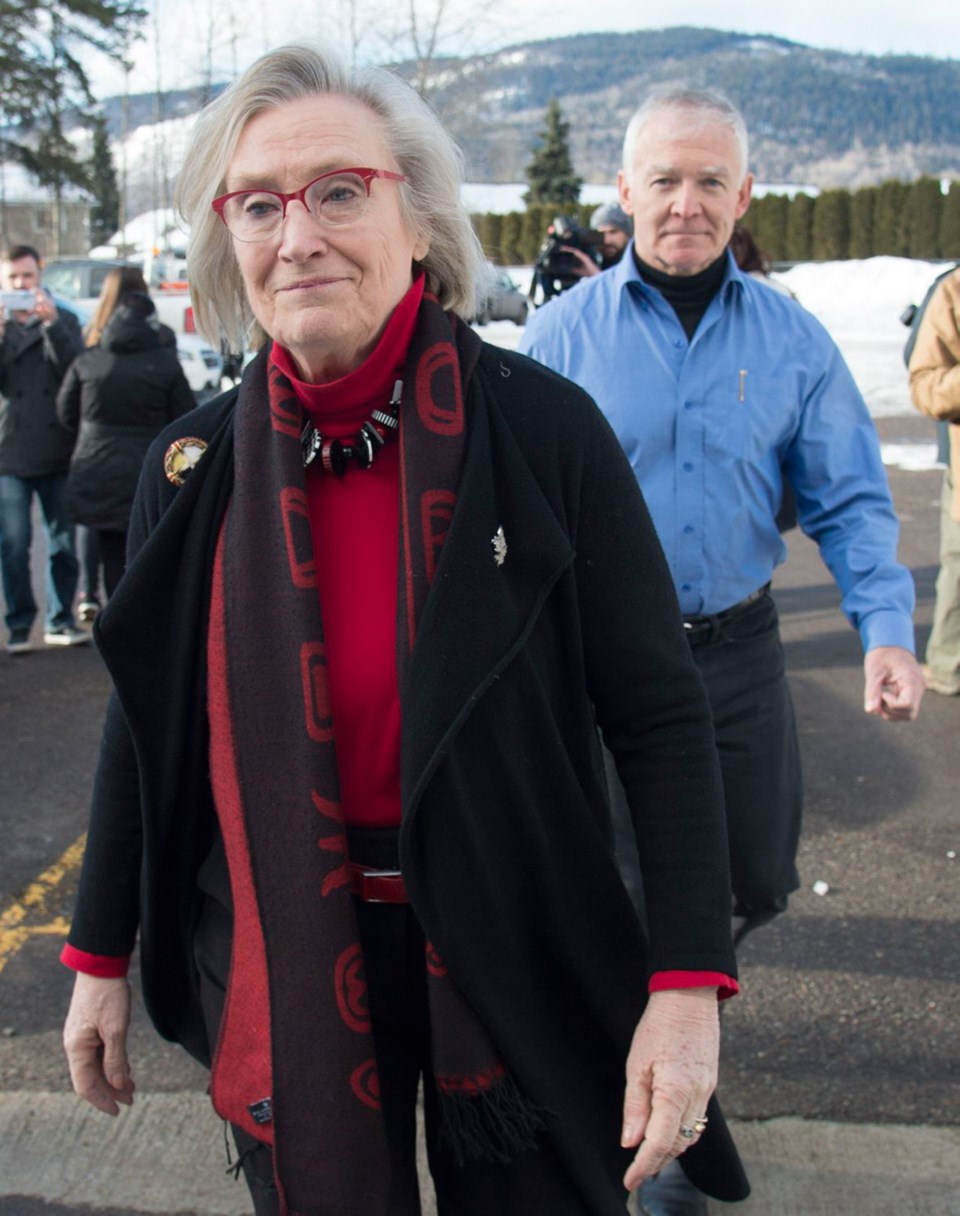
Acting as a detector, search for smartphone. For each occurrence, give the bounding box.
[1,290,38,312]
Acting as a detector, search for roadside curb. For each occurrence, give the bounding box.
[706,1117,960,1215]
[2,1093,958,1215]
[0,1092,249,1216]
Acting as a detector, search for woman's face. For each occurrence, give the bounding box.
[225,94,429,382]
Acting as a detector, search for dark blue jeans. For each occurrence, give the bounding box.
[0,471,78,634]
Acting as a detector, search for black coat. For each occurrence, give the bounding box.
[0,307,83,477]
[69,345,747,1208]
[56,312,195,530]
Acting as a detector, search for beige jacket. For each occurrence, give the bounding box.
[909,267,960,519]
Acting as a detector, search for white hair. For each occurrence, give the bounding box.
[622,85,749,180]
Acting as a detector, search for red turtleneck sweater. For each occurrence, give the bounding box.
[269,275,424,828]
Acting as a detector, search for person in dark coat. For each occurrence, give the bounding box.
[56,291,194,598]
[60,44,749,1216]
[0,244,86,652]
[71,264,180,621]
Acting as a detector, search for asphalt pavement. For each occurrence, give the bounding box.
[0,412,957,1215]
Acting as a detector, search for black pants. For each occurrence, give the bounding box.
[687,593,802,917]
[95,529,127,599]
[609,592,801,924]
[194,830,596,1216]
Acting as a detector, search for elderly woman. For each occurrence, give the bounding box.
[61,44,748,1216]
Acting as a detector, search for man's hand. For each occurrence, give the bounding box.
[864,645,925,721]
[559,246,601,277]
[621,987,719,1191]
[33,289,58,326]
[63,973,135,1115]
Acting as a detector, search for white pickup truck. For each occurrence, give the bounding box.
[42,257,224,395]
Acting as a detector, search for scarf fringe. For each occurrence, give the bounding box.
[436,1073,547,1166]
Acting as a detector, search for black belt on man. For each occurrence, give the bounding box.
[681,584,771,642]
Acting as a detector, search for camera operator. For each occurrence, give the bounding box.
[588,202,633,268]
[558,203,634,282]
[529,214,603,305]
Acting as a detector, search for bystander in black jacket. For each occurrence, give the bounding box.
[56,298,195,532]
[0,307,83,477]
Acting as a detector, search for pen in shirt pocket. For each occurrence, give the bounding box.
[738,368,748,402]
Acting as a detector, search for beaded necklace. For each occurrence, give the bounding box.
[300,378,402,475]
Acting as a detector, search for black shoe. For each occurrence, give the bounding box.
[6,630,32,655]
[637,1161,707,1216]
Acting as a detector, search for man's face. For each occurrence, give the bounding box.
[618,109,753,276]
[597,225,629,263]
[2,256,41,293]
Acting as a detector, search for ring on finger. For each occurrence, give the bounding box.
[678,1114,709,1140]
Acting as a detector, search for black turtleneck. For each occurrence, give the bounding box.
[633,250,728,341]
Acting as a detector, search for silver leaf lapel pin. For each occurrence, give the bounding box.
[491,526,508,567]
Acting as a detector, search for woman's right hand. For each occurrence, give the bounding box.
[63,973,135,1115]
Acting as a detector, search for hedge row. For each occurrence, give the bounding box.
[472,178,960,266]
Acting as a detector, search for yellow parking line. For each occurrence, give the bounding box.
[0,835,85,976]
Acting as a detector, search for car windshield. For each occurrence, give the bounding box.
[42,264,82,298]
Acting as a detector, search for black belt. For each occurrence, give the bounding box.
[682,584,770,637]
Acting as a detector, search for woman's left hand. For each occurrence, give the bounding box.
[620,987,719,1191]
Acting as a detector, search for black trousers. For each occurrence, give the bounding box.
[94,529,127,599]
[194,829,598,1216]
[688,592,802,917]
[609,592,802,924]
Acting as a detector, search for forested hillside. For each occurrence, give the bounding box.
[392,27,960,186]
[101,26,960,191]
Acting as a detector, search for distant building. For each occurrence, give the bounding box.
[0,163,91,257]
[0,200,90,258]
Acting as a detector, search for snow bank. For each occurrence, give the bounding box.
[489,256,949,433]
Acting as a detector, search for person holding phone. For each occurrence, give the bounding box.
[0,243,86,653]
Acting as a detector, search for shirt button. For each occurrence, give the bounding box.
[673,338,684,348]
[684,401,695,410]
[681,583,691,592]
[682,462,694,472]
[683,525,694,535]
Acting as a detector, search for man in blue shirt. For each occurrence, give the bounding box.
[521,84,924,1214]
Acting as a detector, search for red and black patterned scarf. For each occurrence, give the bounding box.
[208,291,542,1216]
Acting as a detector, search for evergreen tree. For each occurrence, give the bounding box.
[811,189,851,261]
[520,205,547,265]
[0,1,146,215]
[785,193,814,262]
[749,194,788,262]
[500,211,524,265]
[849,186,876,259]
[874,180,909,255]
[87,113,120,247]
[940,182,960,258]
[486,214,505,264]
[523,98,582,207]
[905,177,943,259]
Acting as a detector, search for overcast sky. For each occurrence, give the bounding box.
[89,0,959,99]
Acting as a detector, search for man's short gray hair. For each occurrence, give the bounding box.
[621,85,749,180]
[175,43,487,354]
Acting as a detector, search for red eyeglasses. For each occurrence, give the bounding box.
[212,167,407,242]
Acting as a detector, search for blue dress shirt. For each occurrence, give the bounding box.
[519,249,915,653]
